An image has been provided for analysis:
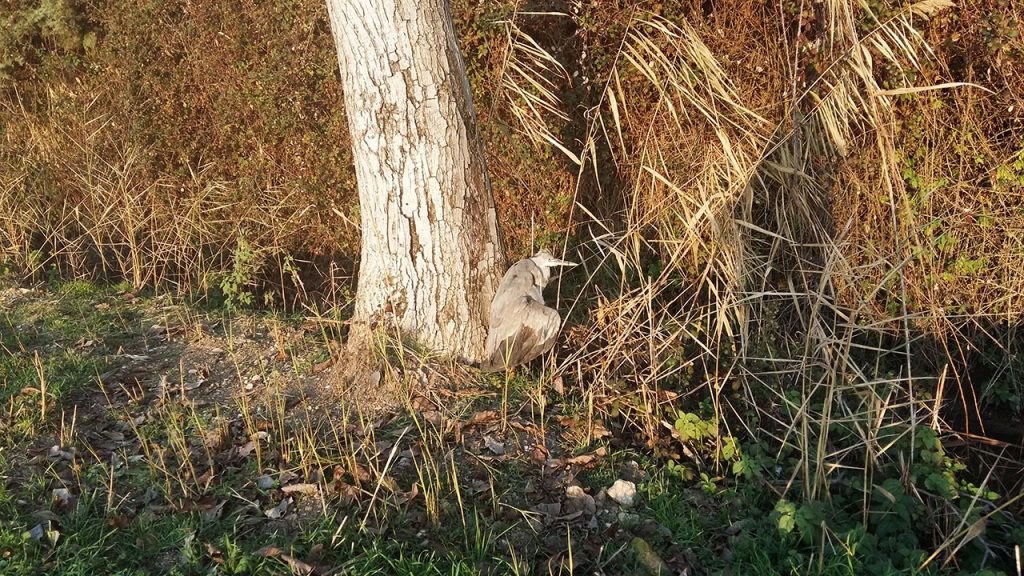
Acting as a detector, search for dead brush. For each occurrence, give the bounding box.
[495,8,580,167]
[500,0,1023,567]
[0,173,32,270]
[0,94,314,301]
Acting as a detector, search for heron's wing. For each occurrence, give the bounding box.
[489,260,543,323]
[482,295,561,372]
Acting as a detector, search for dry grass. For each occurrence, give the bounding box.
[0,95,319,299]
[2,0,1023,570]
[490,0,1024,566]
[1,0,357,301]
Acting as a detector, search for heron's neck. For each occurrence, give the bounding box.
[535,267,551,288]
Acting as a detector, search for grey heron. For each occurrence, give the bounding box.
[481,250,576,372]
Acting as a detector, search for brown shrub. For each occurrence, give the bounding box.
[1,0,358,291]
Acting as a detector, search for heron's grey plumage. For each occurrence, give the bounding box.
[482,251,575,371]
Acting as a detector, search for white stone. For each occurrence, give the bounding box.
[606,479,637,507]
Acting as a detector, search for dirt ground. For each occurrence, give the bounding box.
[1,280,714,575]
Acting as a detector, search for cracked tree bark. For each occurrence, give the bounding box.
[326,0,505,362]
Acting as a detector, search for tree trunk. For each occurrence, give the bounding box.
[326,0,505,362]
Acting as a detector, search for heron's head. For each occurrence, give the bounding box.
[529,250,576,287]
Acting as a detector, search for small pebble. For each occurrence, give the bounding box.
[607,479,637,507]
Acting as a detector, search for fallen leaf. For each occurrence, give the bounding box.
[281,483,318,496]
[483,435,506,456]
[307,543,324,562]
[555,510,584,522]
[204,425,230,452]
[206,542,224,564]
[257,545,283,557]
[397,483,419,506]
[280,554,317,575]
[196,467,215,489]
[51,488,75,508]
[373,439,394,455]
[564,446,607,467]
[330,465,345,482]
[529,443,549,464]
[552,375,565,395]
[264,497,292,519]
[532,502,561,518]
[47,445,75,461]
[590,420,612,439]
[410,394,434,412]
[376,475,398,492]
[658,390,680,401]
[333,481,360,505]
[108,515,133,529]
[632,537,670,575]
[341,462,370,485]
[562,454,594,467]
[204,500,227,520]
[557,416,577,427]
[464,410,499,429]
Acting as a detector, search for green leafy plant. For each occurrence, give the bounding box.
[219,237,261,309]
[0,0,89,78]
[672,411,716,443]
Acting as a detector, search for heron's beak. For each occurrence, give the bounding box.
[551,258,577,267]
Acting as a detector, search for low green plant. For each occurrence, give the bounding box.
[217,237,261,309]
[0,0,89,79]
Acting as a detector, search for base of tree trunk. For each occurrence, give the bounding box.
[314,323,404,417]
[313,320,486,421]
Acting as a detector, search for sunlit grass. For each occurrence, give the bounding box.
[2,0,1023,573]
